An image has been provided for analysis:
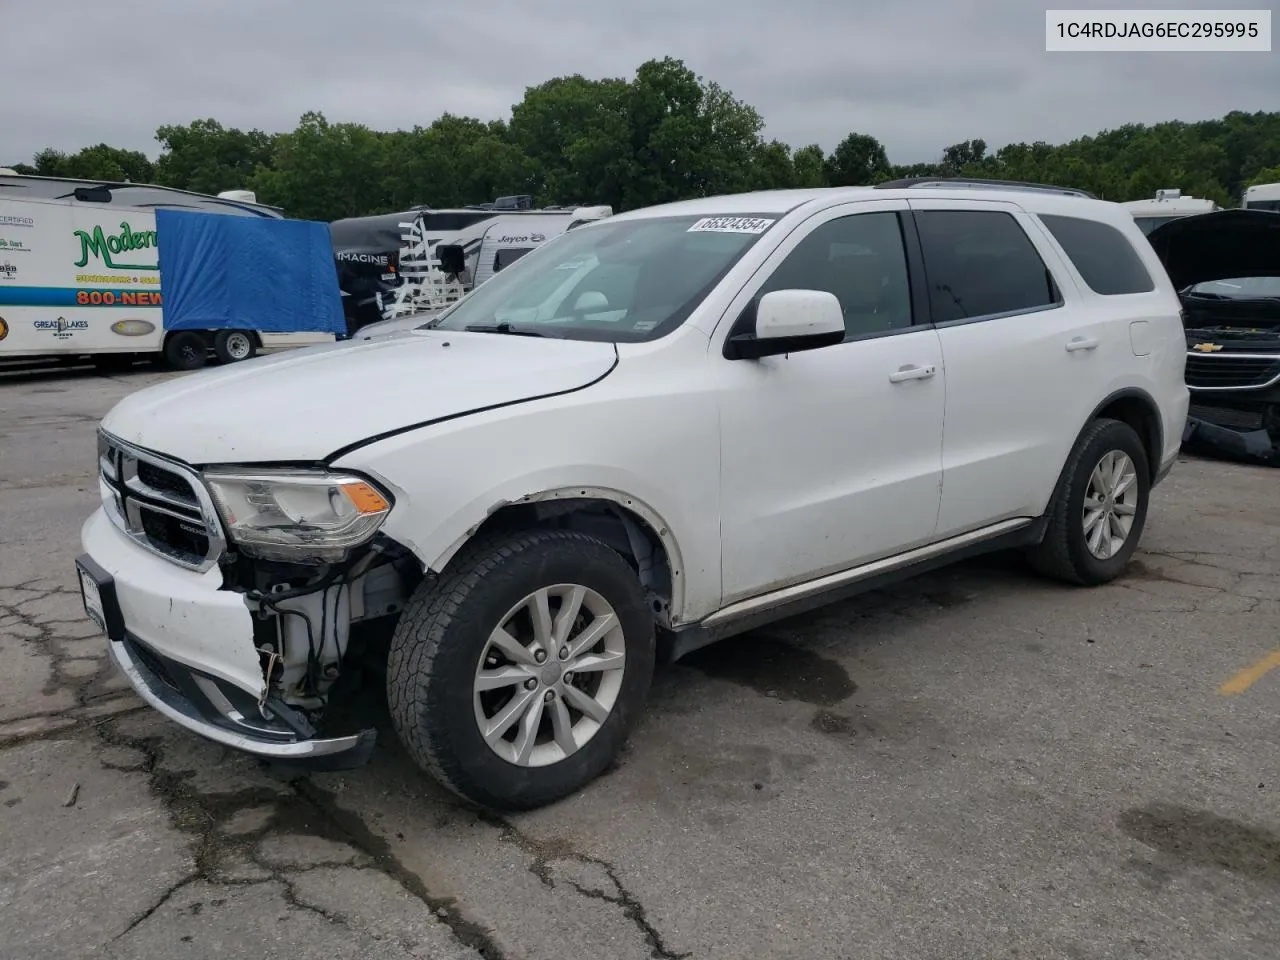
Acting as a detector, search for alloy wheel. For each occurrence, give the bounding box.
[472,583,626,767]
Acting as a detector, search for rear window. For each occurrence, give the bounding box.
[1039,214,1155,295]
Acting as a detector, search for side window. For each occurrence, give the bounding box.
[757,211,914,340]
[1037,214,1155,295]
[493,247,533,273]
[914,210,1060,323]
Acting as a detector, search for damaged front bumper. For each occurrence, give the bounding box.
[76,509,379,769]
[106,626,376,767]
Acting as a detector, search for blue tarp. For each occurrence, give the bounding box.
[155,209,345,333]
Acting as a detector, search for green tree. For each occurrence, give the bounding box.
[28,144,154,182]
[747,140,798,190]
[508,74,633,206]
[249,112,391,220]
[825,132,890,186]
[621,57,765,208]
[1248,164,1280,186]
[154,119,278,195]
[792,144,828,187]
[939,139,987,175]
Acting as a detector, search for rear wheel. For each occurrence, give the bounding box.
[213,330,256,364]
[387,529,655,811]
[163,332,207,371]
[1026,418,1150,585]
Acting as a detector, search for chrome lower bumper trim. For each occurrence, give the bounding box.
[107,635,375,764]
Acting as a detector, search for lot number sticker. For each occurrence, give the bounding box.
[687,217,776,234]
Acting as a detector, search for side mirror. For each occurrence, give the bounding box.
[724,289,845,360]
[573,291,609,312]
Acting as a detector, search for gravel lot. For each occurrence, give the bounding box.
[1,364,1278,960]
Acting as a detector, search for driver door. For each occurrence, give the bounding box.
[714,200,946,604]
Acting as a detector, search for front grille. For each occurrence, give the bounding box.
[1185,354,1280,390]
[1189,403,1266,431]
[98,431,224,571]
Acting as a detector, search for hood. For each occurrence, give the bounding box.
[354,311,445,340]
[100,330,617,465]
[1147,208,1280,290]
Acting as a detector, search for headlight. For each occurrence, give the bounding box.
[202,469,393,562]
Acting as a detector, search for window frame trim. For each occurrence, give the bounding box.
[708,198,933,357]
[904,199,1074,330]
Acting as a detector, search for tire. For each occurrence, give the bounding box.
[1026,417,1151,586]
[163,332,208,370]
[387,528,656,811]
[213,330,256,364]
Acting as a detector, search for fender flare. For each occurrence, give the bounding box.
[430,484,690,623]
[1083,386,1165,475]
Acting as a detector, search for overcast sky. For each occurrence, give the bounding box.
[2,0,1276,169]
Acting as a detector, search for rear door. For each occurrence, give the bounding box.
[907,199,1121,538]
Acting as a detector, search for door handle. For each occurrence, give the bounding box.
[889,363,937,383]
[1066,336,1099,352]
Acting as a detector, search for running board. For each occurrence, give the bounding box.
[664,517,1042,662]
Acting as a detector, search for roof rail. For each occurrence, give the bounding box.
[873,177,1097,200]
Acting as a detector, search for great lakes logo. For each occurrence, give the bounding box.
[0,316,8,341]
[34,316,90,340]
[73,221,159,271]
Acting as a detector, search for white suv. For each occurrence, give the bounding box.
[76,179,1189,810]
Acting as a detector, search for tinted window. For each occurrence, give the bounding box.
[757,212,913,339]
[1038,214,1155,295]
[493,247,532,272]
[915,210,1059,323]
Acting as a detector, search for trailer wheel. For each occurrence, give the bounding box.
[163,332,207,370]
[213,330,257,364]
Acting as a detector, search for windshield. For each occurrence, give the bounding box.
[1244,199,1280,213]
[425,213,779,342]
[1187,276,1280,299]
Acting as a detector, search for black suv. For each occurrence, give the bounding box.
[1147,208,1280,465]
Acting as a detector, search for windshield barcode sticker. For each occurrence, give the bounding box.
[687,217,776,234]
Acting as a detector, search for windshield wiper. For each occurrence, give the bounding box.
[464,321,560,338]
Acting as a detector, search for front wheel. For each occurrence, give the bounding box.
[163,332,207,371]
[1026,417,1151,585]
[387,529,656,811]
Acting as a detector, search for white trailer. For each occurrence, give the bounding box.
[0,188,333,370]
[1122,189,1221,235]
[1243,182,1280,213]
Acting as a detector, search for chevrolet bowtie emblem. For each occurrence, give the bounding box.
[1192,342,1224,352]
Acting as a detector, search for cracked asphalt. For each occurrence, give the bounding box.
[2,363,1278,960]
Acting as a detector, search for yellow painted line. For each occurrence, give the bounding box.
[1219,650,1280,696]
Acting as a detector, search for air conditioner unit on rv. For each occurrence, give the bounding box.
[217,189,258,204]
